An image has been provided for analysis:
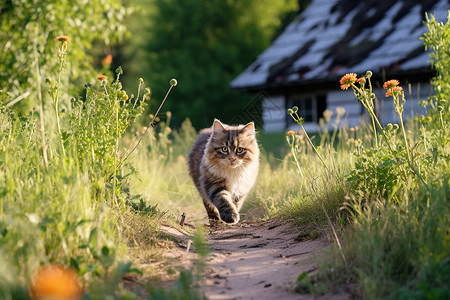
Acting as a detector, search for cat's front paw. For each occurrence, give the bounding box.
[220,211,240,224]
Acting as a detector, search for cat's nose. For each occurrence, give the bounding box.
[229,157,236,162]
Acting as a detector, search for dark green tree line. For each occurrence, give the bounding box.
[122,0,298,129]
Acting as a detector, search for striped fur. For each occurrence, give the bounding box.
[187,119,260,224]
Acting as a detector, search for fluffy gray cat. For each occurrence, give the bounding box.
[187,119,260,224]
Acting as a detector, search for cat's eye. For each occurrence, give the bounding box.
[236,147,244,153]
[221,146,229,153]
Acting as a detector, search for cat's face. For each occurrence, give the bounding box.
[205,119,259,169]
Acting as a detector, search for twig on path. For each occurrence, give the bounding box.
[180,213,186,226]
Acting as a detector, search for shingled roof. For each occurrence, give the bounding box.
[231,0,449,91]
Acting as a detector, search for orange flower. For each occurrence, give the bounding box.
[339,73,357,90]
[287,130,295,135]
[97,75,107,80]
[356,77,365,83]
[55,36,71,42]
[30,265,82,300]
[102,54,113,66]
[385,86,403,97]
[383,79,400,90]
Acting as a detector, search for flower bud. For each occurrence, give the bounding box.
[365,70,373,78]
[170,78,178,86]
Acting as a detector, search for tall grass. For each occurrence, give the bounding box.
[288,13,450,299]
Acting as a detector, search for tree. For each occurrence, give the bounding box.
[123,0,297,129]
[0,0,130,113]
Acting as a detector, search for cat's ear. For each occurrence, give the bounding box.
[242,122,255,134]
[212,119,225,132]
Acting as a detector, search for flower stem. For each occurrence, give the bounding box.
[300,124,329,172]
[370,114,378,147]
[289,142,304,178]
[398,113,411,162]
[33,40,48,166]
[117,83,174,169]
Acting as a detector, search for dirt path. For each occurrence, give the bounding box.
[201,219,347,300]
[156,218,351,299]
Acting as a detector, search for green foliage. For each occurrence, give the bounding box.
[69,68,148,175]
[422,12,450,110]
[0,0,130,113]
[0,107,129,298]
[123,0,298,129]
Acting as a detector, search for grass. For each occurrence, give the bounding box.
[2,76,446,298]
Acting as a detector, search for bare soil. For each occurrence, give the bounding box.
[158,218,351,300]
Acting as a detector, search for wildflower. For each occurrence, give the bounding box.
[287,130,295,135]
[170,78,178,86]
[383,79,400,90]
[385,86,403,97]
[340,73,357,90]
[121,91,128,100]
[336,107,346,116]
[322,109,333,122]
[356,77,365,83]
[30,265,82,300]
[55,36,71,42]
[101,54,112,66]
[97,75,107,80]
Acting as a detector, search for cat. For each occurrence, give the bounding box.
[187,119,260,224]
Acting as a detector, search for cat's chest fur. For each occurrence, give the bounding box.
[204,160,258,198]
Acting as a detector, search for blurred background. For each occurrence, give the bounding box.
[0,0,301,130]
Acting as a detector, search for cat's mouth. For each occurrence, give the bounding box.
[228,160,242,168]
